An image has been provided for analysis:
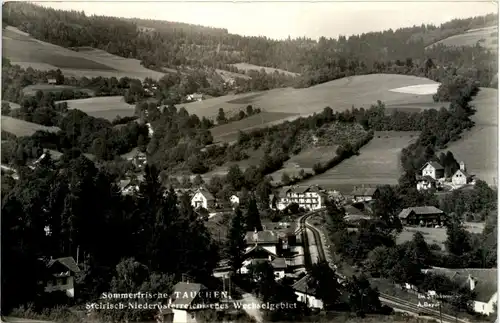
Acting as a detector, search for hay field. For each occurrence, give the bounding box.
[397,223,485,250]
[439,88,498,185]
[231,63,300,77]
[22,84,95,96]
[3,26,166,80]
[215,69,251,82]
[180,74,439,142]
[1,116,60,137]
[301,131,420,193]
[426,25,498,50]
[211,111,299,142]
[56,96,136,121]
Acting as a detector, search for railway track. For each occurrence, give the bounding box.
[300,210,470,323]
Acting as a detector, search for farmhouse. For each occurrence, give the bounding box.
[420,161,445,180]
[39,257,80,298]
[398,206,446,226]
[47,78,57,85]
[422,268,498,316]
[270,185,326,211]
[240,245,287,281]
[416,175,438,191]
[191,188,216,210]
[351,186,380,203]
[292,275,324,309]
[344,202,374,224]
[452,161,475,186]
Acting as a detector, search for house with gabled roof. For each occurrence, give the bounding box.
[421,161,445,180]
[351,186,380,203]
[422,268,498,316]
[240,244,287,280]
[398,206,446,226]
[39,257,80,298]
[191,188,216,210]
[416,175,438,191]
[245,229,280,254]
[452,161,475,186]
[168,281,216,323]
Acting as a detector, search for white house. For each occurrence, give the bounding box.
[422,268,498,316]
[146,123,154,137]
[452,161,474,186]
[229,194,240,206]
[240,244,287,281]
[270,185,326,211]
[191,188,216,210]
[186,93,204,102]
[40,257,80,298]
[292,275,324,309]
[420,161,445,180]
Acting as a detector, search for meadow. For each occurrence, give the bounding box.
[231,62,300,77]
[179,74,440,143]
[426,25,498,50]
[1,116,60,137]
[2,101,21,110]
[397,223,485,250]
[56,96,136,121]
[22,84,95,97]
[300,131,420,193]
[439,88,498,185]
[3,26,166,80]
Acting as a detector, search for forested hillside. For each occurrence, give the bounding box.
[3,2,498,88]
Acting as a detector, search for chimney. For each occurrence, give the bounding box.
[460,161,466,172]
[468,274,475,291]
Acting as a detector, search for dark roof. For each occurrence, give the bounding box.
[278,186,292,197]
[292,275,316,296]
[119,179,131,189]
[47,257,80,273]
[171,282,208,307]
[416,175,437,182]
[351,187,378,197]
[244,244,277,257]
[271,258,287,269]
[196,188,215,201]
[423,268,497,302]
[421,161,444,171]
[344,205,371,217]
[398,206,444,219]
[245,230,279,245]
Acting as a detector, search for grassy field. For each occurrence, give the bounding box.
[3,26,166,80]
[22,84,95,97]
[426,25,498,50]
[56,96,136,121]
[215,69,252,82]
[231,62,300,77]
[439,88,498,185]
[1,116,60,137]
[397,223,485,249]
[211,111,299,142]
[179,74,439,143]
[301,131,420,193]
[2,100,21,110]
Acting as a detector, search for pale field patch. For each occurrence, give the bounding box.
[56,96,135,121]
[426,25,498,50]
[231,62,300,77]
[1,116,60,137]
[389,84,440,95]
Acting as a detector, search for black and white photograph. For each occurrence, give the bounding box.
[0,1,498,323]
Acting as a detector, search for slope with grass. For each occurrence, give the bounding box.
[439,88,498,185]
[426,25,498,50]
[56,96,136,121]
[179,74,440,143]
[231,62,300,77]
[1,116,60,137]
[301,131,420,193]
[3,26,166,80]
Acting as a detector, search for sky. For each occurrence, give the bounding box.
[36,1,498,40]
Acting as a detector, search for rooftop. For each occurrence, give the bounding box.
[351,187,378,197]
[398,206,444,219]
[292,275,316,296]
[47,257,80,273]
[422,161,444,171]
[170,282,208,307]
[245,230,280,245]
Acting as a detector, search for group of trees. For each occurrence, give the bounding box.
[2,159,219,321]
[216,105,262,125]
